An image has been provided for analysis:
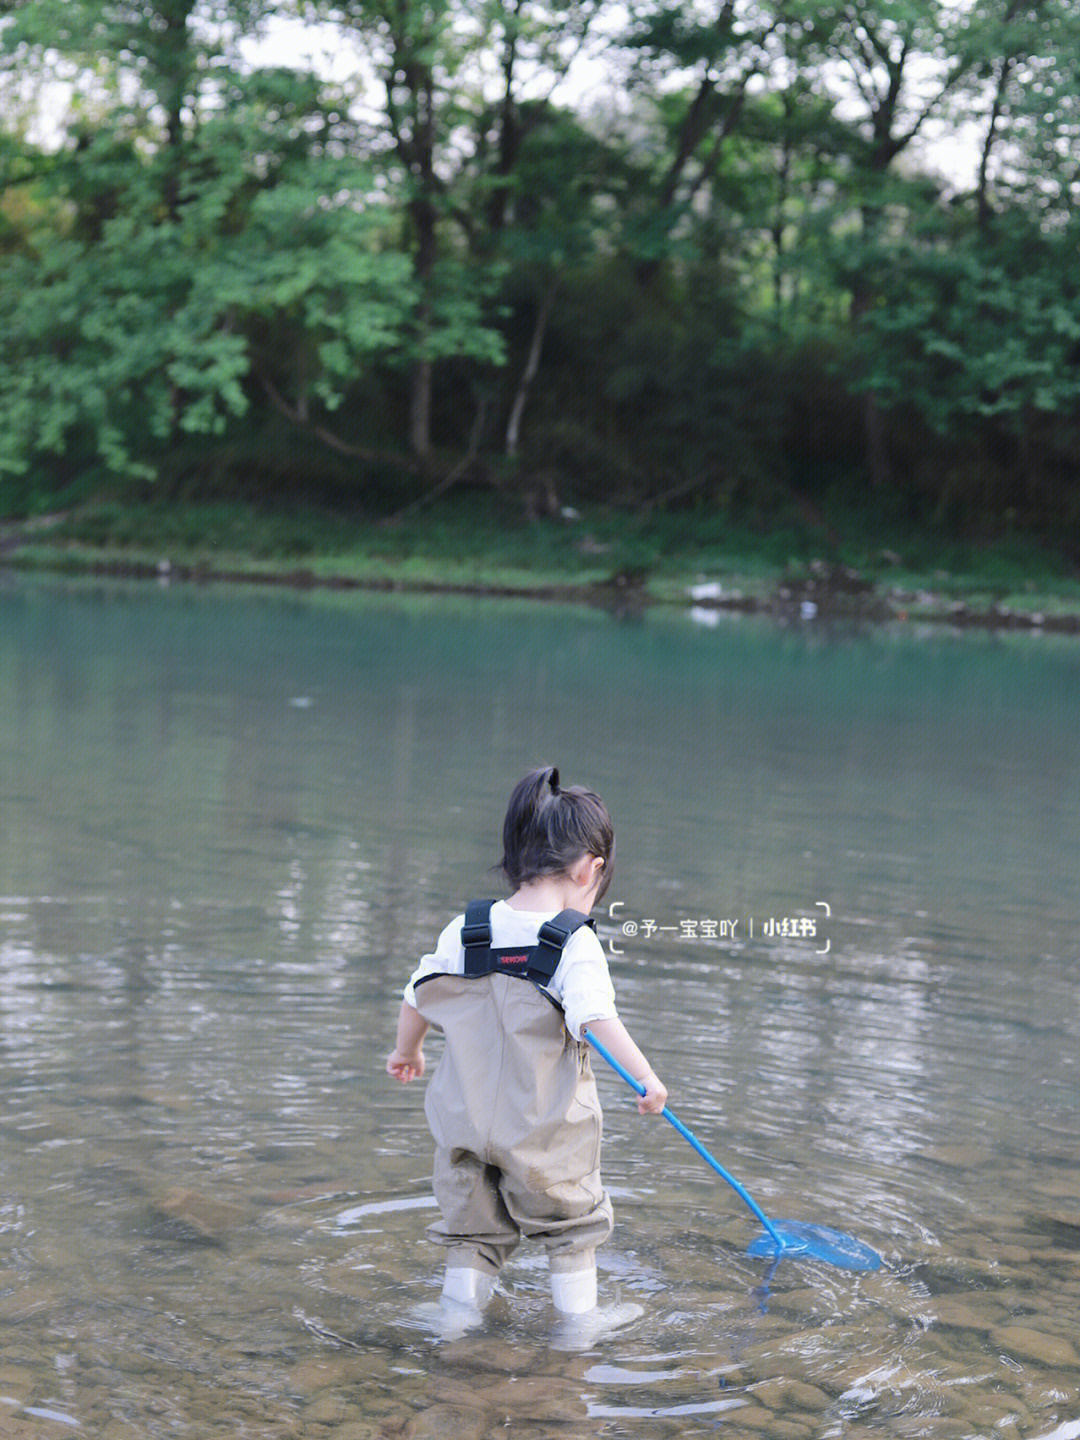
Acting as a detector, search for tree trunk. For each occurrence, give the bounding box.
[505,273,560,457]
[862,393,894,489]
[851,243,893,489]
[487,0,521,239]
[156,1,195,219]
[404,83,438,466]
[410,358,433,464]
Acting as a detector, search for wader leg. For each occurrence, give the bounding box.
[498,1168,614,1282]
[427,1146,521,1275]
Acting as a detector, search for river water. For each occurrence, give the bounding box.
[1,574,1078,1440]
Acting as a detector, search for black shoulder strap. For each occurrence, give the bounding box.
[461,899,496,975]
[459,901,595,987]
[527,908,595,985]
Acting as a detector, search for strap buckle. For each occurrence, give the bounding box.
[537,917,572,949]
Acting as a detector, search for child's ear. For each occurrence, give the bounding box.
[574,853,604,891]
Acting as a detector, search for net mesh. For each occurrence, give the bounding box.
[746,1220,881,1271]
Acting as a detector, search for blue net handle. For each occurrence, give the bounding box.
[584,1029,786,1254]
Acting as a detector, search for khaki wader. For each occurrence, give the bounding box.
[414,971,614,1277]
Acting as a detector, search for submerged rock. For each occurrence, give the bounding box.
[931,1293,1007,1332]
[919,1143,992,1170]
[992,1324,1079,1369]
[150,1187,249,1242]
[751,1377,830,1412]
[404,1402,487,1440]
[0,1364,33,1403]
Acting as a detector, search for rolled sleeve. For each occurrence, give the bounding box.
[554,928,618,1040]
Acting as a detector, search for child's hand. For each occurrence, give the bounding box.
[636,1070,668,1115]
[386,1048,425,1083]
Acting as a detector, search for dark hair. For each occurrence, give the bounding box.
[500,765,615,901]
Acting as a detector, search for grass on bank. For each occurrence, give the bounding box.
[7,495,1080,618]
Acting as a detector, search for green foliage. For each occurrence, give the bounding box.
[847,215,1080,434]
[0,45,504,484]
[0,136,415,478]
[2,0,1080,548]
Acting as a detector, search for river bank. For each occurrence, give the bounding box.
[5,499,1080,633]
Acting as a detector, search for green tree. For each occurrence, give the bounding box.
[288,0,456,466]
[4,0,1080,537]
[289,0,613,473]
[1,2,505,493]
[617,0,820,283]
[0,82,418,485]
[959,0,1080,232]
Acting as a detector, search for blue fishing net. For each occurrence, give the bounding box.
[746,1220,882,1271]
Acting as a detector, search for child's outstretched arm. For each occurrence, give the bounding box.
[386,1000,429,1083]
[583,1017,668,1115]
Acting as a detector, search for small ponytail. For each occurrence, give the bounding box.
[500,765,614,899]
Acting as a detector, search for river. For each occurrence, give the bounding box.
[1,574,1078,1439]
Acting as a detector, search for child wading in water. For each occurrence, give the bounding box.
[386,766,667,1324]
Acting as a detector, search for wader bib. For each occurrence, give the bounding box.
[413,901,614,1276]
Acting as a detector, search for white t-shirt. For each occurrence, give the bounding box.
[404,899,618,1041]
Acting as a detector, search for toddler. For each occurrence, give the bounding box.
[386,765,667,1318]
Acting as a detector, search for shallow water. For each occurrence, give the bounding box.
[1,575,1078,1439]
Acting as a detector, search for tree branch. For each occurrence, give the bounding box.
[379,395,489,525]
[258,373,423,476]
[506,271,560,457]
